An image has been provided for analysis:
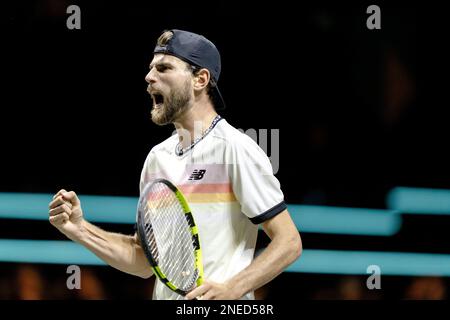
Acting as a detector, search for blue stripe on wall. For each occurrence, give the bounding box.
[387,187,450,214]
[0,193,402,236]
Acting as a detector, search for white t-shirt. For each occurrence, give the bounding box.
[139,118,286,300]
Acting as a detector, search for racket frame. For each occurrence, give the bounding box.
[136,178,204,296]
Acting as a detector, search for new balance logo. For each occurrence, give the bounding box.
[189,169,206,181]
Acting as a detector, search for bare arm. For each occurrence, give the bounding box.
[186,209,302,300]
[48,189,153,279]
[76,221,153,278]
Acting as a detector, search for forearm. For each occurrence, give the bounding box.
[228,232,301,298]
[74,220,153,278]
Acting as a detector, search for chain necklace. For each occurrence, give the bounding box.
[175,115,222,156]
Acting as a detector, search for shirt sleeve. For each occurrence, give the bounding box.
[226,133,286,224]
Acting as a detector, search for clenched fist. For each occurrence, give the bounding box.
[48,189,84,241]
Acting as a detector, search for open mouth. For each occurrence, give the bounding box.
[152,93,164,109]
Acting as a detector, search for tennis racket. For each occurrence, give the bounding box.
[136,178,204,297]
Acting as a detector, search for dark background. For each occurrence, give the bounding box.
[1,0,428,202]
[1,0,449,300]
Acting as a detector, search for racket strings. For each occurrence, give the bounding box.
[149,186,190,258]
[165,219,198,288]
[145,224,159,262]
[143,182,198,291]
[153,187,196,290]
[157,190,197,288]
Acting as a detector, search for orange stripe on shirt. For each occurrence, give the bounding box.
[179,183,233,194]
[185,193,236,203]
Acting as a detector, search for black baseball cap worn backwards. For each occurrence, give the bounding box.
[154,29,226,110]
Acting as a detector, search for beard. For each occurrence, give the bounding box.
[151,80,192,126]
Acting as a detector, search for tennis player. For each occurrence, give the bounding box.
[48,29,302,300]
